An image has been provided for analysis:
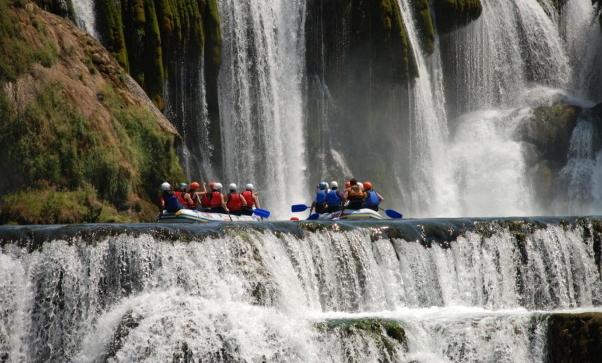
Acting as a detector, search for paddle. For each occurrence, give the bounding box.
[380,208,403,219]
[291,204,310,213]
[307,213,320,220]
[253,208,271,219]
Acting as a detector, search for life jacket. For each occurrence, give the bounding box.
[315,190,327,206]
[201,193,211,208]
[326,190,341,206]
[242,190,255,208]
[163,192,183,213]
[347,185,364,200]
[210,191,223,208]
[227,192,244,211]
[186,192,197,209]
[364,190,380,208]
[175,191,187,206]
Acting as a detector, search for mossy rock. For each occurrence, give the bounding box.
[0,1,184,224]
[433,0,483,34]
[547,313,602,363]
[518,101,581,167]
[317,318,408,357]
[410,0,435,55]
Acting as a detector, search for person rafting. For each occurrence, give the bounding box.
[344,178,365,210]
[175,182,194,208]
[198,182,214,211]
[209,182,228,214]
[241,183,260,216]
[362,181,383,211]
[310,181,329,214]
[186,181,205,210]
[160,182,183,213]
[226,183,247,216]
[325,181,343,213]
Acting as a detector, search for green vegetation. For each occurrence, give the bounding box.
[0,1,184,224]
[0,0,57,81]
[0,82,183,224]
[94,0,222,111]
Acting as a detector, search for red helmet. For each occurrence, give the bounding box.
[190,182,200,190]
[364,181,372,191]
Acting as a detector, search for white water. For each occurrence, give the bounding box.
[0,222,600,361]
[396,0,457,217]
[71,0,97,38]
[217,0,308,218]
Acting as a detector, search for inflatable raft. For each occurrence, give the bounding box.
[316,208,385,221]
[157,209,261,223]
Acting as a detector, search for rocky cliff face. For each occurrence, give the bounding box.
[0,0,184,224]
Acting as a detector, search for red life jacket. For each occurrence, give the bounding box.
[242,190,255,208]
[201,193,211,208]
[227,193,243,211]
[187,193,197,209]
[175,191,187,205]
[210,191,223,208]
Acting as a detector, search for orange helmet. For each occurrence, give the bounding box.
[190,182,200,190]
[363,181,373,191]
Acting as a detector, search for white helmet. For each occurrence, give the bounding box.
[161,182,171,191]
[318,181,328,190]
[214,182,223,191]
[229,183,237,191]
[330,181,338,189]
[245,183,254,190]
[357,182,364,190]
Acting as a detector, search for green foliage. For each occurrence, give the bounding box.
[0,0,58,81]
[94,0,222,111]
[0,82,183,223]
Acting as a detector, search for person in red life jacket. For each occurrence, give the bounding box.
[186,181,206,209]
[209,182,228,214]
[199,182,214,211]
[241,183,261,216]
[226,183,247,216]
[362,181,383,211]
[160,182,183,213]
[175,182,194,208]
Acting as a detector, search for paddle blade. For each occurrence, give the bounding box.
[385,209,403,219]
[253,208,271,219]
[291,204,310,213]
[307,213,320,220]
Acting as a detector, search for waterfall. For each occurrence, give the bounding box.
[395,0,457,217]
[71,0,97,38]
[0,219,600,361]
[217,0,308,217]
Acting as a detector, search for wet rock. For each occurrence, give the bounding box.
[547,313,602,363]
[433,0,483,34]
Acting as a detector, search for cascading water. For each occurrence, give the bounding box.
[0,218,600,361]
[395,0,457,217]
[217,0,308,217]
[71,0,97,38]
